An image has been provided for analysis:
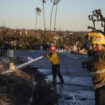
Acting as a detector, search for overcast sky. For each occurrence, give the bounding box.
[0,0,105,31]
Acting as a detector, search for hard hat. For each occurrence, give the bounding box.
[92,33,105,45]
[50,45,56,52]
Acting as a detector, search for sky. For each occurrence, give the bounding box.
[0,0,105,31]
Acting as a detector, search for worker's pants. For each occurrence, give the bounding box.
[52,64,64,83]
[95,86,105,105]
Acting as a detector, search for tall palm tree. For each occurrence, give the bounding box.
[50,0,56,31]
[42,0,47,30]
[35,7,41,30]
[41,0,49,43]
[54,0,61,31]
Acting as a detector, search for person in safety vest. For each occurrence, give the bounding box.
[84,32,105,105]
[45,44,64,84]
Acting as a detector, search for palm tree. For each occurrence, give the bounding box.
[54,0,61,31]
[35,7,41,30]
[50,0,56,31]
[42,0,47,30]
[41,0,49,43]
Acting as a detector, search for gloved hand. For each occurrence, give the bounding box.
[45,52,52,57]
[82,60,92,70]
[45,52,50,57]
[85,61,92,70]
[82,60,90,68]
[45,53,48,56]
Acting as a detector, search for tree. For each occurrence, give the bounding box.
[54,0,61,30]
[88,9,105,33]
[50,0,61,31]
[41,0,48,43]
[50,0,56,31]
[42,0,47,30]
[35,7,41,30]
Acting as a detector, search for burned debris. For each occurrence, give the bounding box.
[0,58,57,105]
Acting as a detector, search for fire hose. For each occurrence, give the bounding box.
[1,56,44,75]
[58,53,86,80]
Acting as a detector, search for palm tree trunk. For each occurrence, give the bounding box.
[54,4,58,31]
[42,2,47,43]
[35,14,38,30]
[42,3,46,30]
[50,4,54,31]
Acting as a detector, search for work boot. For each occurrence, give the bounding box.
[58,81,64,84]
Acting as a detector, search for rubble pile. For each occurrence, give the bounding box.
[0,58,57,105]
[0,67,34,105]
[23,66,57,105]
